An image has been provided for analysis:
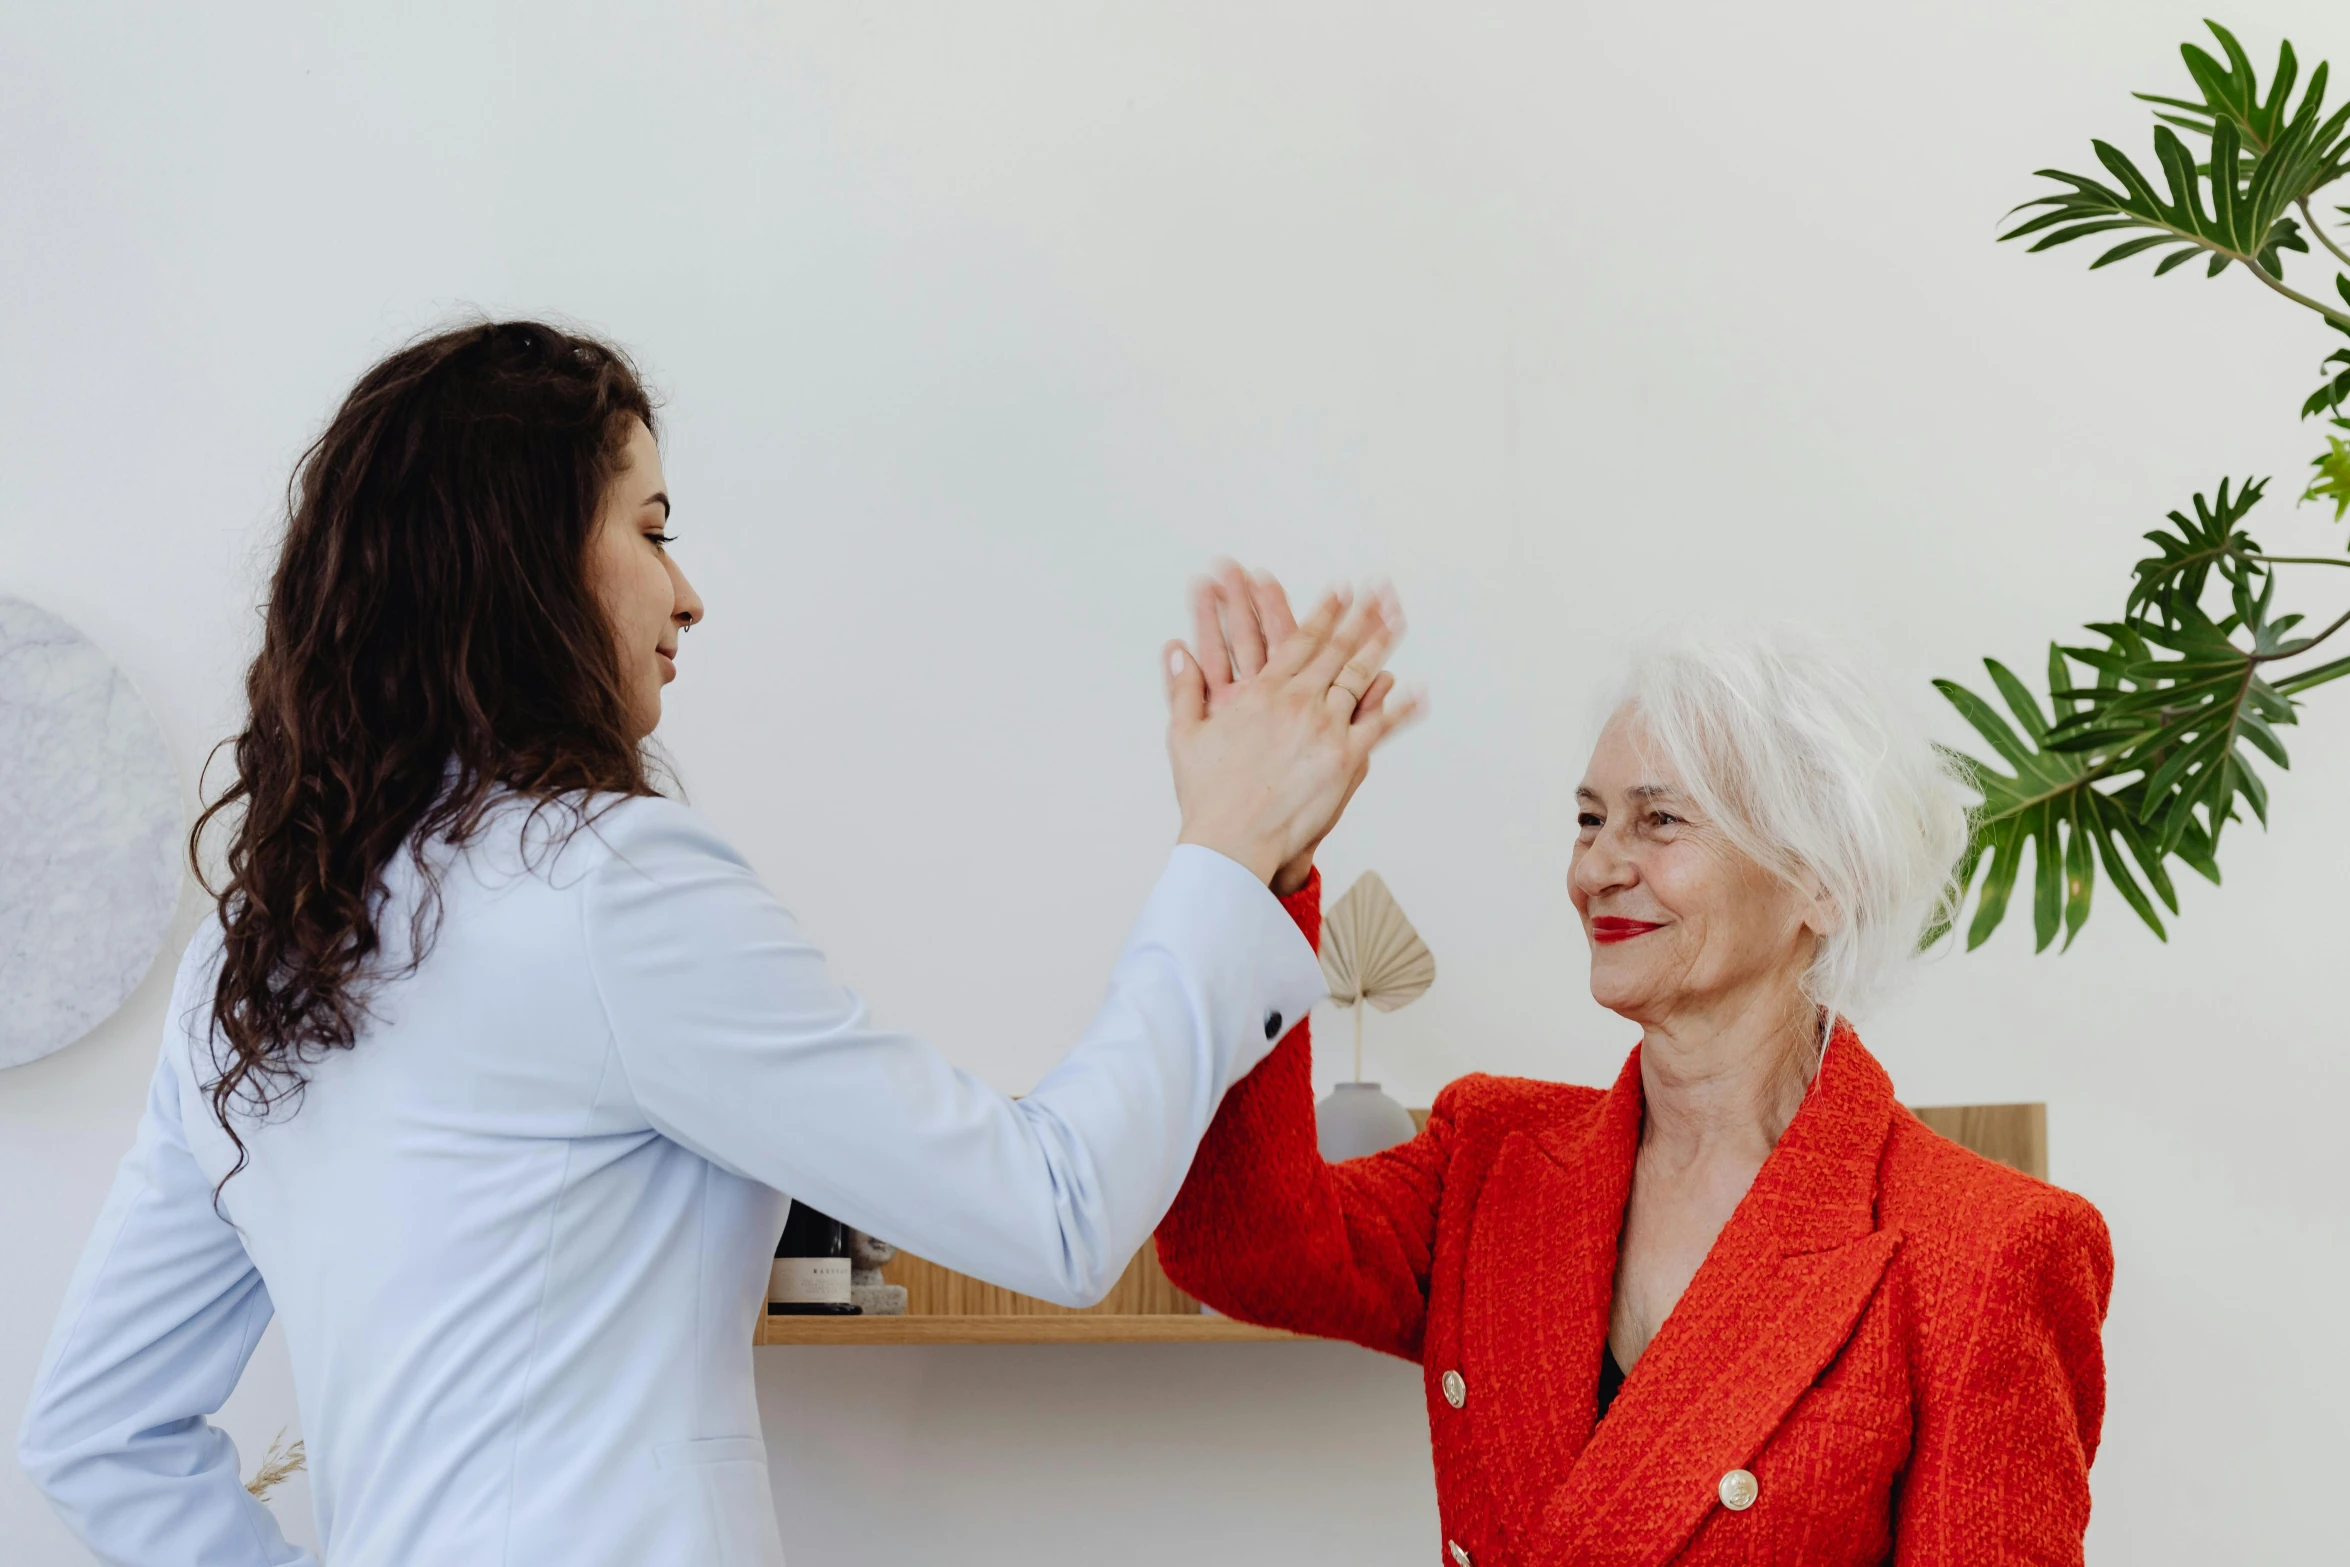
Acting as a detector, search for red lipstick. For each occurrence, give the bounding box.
[1590,916,1664,944]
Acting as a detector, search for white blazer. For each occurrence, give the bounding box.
[17,794,1326,1566]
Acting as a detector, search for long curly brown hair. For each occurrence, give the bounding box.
[193,320,660,1187]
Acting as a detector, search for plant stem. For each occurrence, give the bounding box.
[2302,198,2350,269]
[2253,603,2350,663]
[2235,255,2350,330]
[2250,554,2350,567]
[1352,1003,1364,1083]
[2089,208,2350,327]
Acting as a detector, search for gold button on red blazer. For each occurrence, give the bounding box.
[1157,871,2114,1567]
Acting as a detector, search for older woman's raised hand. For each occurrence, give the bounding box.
[1172,563,1418,892]
[1161,574,1418,889]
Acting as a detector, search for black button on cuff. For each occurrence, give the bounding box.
[1263,1011,1283,1040]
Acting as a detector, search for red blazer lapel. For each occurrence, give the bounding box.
[1522,1027,1903,1566]
[1457,1051,1643,1524]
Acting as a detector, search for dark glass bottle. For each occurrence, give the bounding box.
[768,1201,861,1315]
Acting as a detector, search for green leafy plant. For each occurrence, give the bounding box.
[1940,22,2350,951]
[2311,421,2350,518]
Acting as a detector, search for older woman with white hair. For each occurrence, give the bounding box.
[1156,572,2114,1567]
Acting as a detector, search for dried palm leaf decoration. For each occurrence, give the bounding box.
[1319,871,1435,1081]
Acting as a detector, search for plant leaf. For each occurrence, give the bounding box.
[1985,658,2051,738]
[2128,477,2269,624]
[2274,651,2350,694]
[2303,432,2350,520]
[2084,802,2167,939]
[2008,28,2346,289]
[1938,558,2289,950]
[2060,792,2096,948]
[1965,820,2024,951]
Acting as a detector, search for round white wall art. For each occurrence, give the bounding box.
[0,598,184,1069]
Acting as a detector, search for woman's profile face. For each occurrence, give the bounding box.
[1568,710,1819,1029]
[587,418,704,741]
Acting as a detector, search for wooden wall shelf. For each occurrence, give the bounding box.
[757,1222,1279,1346]
[755,1100,2047,1345]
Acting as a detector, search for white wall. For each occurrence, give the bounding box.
[5,2,2345,1560]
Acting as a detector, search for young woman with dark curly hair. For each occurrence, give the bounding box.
[17,321,1417,1566]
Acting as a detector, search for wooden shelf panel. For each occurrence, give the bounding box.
[881,1242,1202,1317]
[759,1313,1306,1345]
[1909,1102,2046,1181]
[756,1223,1307,1344]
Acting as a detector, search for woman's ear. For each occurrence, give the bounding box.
[1795,872,1843,939]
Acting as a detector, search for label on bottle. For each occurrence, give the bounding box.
[770,1257,852,1306]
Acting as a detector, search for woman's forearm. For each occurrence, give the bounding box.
[16,997,318,1567]
[1155,872,1450,1359]
[584,800,1329,1307]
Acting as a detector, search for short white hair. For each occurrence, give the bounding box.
[1617,629,1972,1022]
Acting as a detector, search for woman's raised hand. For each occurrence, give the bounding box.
[1162,565,1421,889]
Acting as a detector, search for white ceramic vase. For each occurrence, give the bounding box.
[1315,1081,1420,1162]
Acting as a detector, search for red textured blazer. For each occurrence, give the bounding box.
[1157,872,2114,1567]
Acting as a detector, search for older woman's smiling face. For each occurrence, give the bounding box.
[1570,710,1824,1030]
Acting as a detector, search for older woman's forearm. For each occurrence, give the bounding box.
[1155,871,1451,1358]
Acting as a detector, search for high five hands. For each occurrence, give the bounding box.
[1164,560,1423,893]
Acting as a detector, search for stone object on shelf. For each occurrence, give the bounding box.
[847,1227,907,1315]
